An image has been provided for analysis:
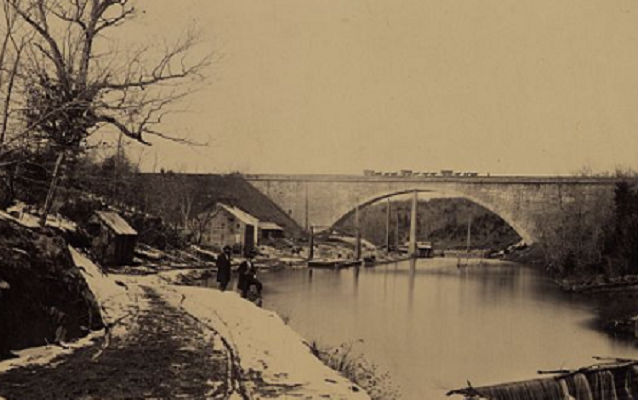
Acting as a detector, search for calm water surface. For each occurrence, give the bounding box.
[258,258,636,399]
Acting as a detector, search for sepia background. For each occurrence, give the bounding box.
[0,1,636,399]
[95,0,638,175]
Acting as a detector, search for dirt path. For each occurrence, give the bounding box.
[0,287,236,400]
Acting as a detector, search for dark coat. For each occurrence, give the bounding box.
[237,260,251,291]
[237,260,261,297]
[216,253,231,284]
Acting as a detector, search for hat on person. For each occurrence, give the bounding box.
[223,245,232,254]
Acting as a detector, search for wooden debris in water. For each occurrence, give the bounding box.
[447,358,638,400]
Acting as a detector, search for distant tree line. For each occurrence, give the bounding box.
[537,180,638,278]
[337,183,638,279]
[335,198,521,250]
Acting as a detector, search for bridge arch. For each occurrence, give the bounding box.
[246,175,620,246]
[329,187,531,244]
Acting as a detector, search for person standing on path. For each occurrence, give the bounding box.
[216,246,232,291]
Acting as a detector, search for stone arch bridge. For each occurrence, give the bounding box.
[245,174,620,245]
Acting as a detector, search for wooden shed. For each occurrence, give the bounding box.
[89,211,138,266]
[258,221,284,241]
[199,203,258,255]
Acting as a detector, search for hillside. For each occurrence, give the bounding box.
[334,197,521,250]
[139,173,304,237]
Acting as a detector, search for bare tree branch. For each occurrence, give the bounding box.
[4,0,211,147]
[6,0,69,88]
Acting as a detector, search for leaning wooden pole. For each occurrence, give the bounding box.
[40,152,65,227]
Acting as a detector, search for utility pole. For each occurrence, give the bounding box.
[466,215,472,251]
[304,183,309,232]
[308,226,314,260]
[408,190,418,257]
[385,198,391,253]
[465,214,472,264]
[395,212,399,252]
[354,204,361,260]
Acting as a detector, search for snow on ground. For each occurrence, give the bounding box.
[0,248,143,373]
[0,331,104,374]
[0,203,77,231]
[2,231,368,398]
[157,268,202,283]
[0,209,38,228]
[149,279,370,400]
[69,247,146,336]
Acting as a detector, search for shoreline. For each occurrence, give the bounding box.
[360,249,638,344]
[500,246,638,343]
[2,243,634,398]
[0,248,371,400]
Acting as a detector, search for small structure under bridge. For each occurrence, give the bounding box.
[306,190,421,260]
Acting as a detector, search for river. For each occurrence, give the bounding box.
[257,258,637,399]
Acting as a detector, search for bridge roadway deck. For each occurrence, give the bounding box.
[244,174,620,184]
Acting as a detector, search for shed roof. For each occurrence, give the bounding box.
[95,211,137,236]
[217,203,259,226]
[259,222,283,231]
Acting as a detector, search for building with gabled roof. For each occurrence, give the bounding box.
[217,203,259,227]
[198,203,284,254]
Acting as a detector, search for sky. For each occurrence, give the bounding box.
[102,0,636,175]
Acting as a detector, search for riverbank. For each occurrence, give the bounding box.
[327,243,638,345]
[501,244,638,343]
[557,274,638,342]
[0,248,369,399]
[257,257,638,399]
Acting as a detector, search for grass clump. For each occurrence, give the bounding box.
[308,339,399,400]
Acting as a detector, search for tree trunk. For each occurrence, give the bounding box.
[0,43,22,144]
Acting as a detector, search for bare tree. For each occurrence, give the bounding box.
[0,1,28,145]
[536,187,614,276]
[190,208,215,244]
[158,171,197,231]
[0,3,30,207]
[3,0,211,222]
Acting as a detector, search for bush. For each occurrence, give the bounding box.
[308,340,399,400]
[125,211,186,250]
[58,195,105,226]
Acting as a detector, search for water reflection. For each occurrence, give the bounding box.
[258,259,637,399]
[407,258,416,310]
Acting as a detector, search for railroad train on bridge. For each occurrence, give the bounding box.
[362,169,481,178]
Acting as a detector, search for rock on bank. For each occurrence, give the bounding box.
[0,218,102,356]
